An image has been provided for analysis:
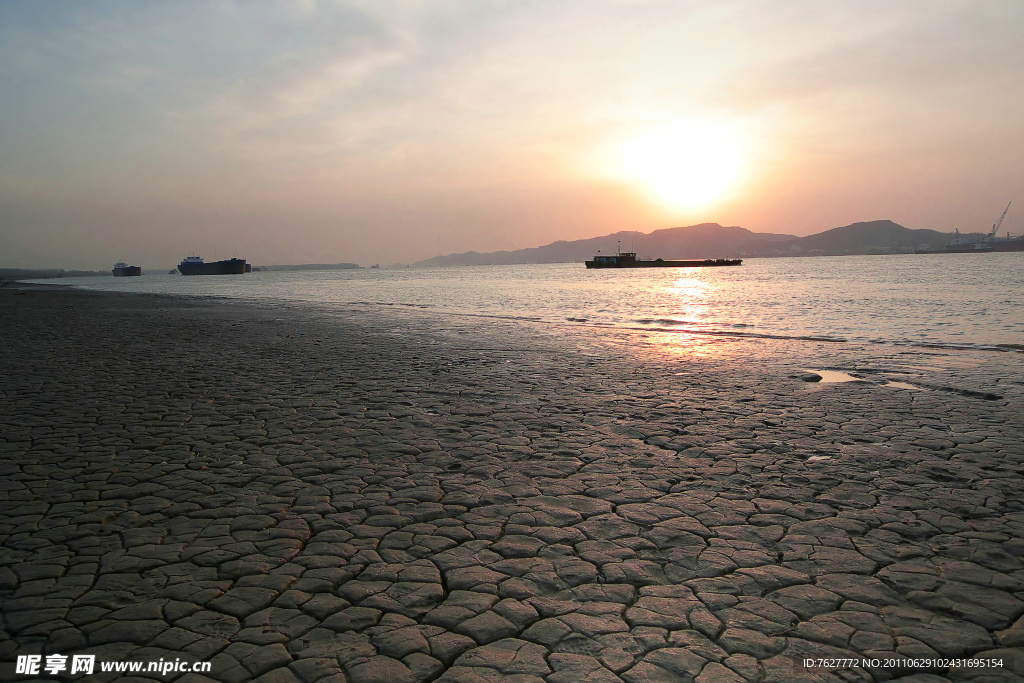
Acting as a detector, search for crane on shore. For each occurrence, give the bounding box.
[989,202,1012,239]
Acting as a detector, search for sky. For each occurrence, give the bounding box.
[1,0,1022,269]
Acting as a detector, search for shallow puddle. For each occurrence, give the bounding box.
[808,370,866,383]
[884,381,926,391]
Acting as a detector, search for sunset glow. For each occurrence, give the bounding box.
[0,1,1021,268]
[615,121,746,211]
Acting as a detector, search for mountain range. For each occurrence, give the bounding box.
[412,220,962,267]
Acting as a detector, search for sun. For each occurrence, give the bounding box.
[614,120,745,211]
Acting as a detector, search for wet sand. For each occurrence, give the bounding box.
[1,287,1022,682]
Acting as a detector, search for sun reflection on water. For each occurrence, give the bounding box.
[666,275,711,326]
[633,274,736,359]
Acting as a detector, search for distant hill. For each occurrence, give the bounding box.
[783,220,954,255]
[414,223,795,266]
[0,268,108,280]
[412,220,961,266]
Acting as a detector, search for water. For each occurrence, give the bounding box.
[47,253,1024,352]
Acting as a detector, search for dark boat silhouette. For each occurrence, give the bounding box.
[585,250,741,269]
[112,261,142,276]
[176,255,247,275]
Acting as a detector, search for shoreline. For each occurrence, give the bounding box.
[1,288,1022,681]
[12,255,1024,355]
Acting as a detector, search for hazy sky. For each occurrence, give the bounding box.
[2,1,1021,268]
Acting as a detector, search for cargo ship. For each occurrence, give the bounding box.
[914,236,993,254]
[585,250,741,269]
[176,255,247,275]
[112,261,142,277]
[916,202,1022,253]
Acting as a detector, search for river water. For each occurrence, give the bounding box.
[51,253,1023,353]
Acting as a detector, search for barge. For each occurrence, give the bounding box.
[585,251,741,269]
[112,262,142,277]
[176,255,247,275]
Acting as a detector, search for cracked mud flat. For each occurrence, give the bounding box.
[1,288,1023,682]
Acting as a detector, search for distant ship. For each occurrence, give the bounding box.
[176,255,247,275]
[112,261,142,277]
[914,234,993,254]
[586,249,741,269]
[916,202,1022,253]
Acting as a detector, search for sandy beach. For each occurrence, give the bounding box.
[1,286,1022,682]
